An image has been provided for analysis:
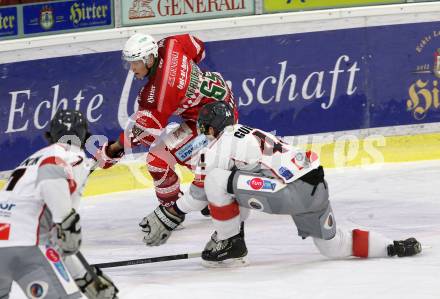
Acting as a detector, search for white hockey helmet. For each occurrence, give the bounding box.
[122,33,158,64]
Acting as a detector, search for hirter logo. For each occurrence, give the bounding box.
[249,178,264,190]
[0,223,10,240]
[46,248,60,262]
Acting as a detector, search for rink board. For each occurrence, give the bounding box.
[1,4,440,195]
[78,131,440,196]
[0,130,439,195]
[1,18,440,171]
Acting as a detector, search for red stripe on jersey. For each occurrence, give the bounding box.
[0,223,11,240]
[352,229,369,258]
[157,39,176,112]
[39,156,68,168]
[67,179,77,194]
[40,156,77,194]
[192,178,204,188]
[209,201,240,221]
[36,205,46,245]
[189,35,202,56]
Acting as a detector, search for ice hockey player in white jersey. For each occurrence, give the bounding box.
[191,102,421,265]
[0,110,118,299]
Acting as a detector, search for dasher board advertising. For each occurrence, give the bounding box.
[0,6,18,39]
[264,0,404,13]
[1,22,440,170]
[22,0,113,36]
[121,0,254,26]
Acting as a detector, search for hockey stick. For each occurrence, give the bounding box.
[76,251,106,288]
[91,252,202,269]
[86,160,202,269]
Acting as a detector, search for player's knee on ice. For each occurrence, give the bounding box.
[313,228,353,259]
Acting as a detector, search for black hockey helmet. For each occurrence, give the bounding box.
[197,102,235,136]
[46,109,90,147]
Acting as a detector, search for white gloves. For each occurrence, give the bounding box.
[75,266,119,299]
[56,209,81,255]
[139,205,185,246]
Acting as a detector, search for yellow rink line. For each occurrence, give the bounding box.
[0,132,439,196]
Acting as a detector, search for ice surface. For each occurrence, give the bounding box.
[11,161,440,299]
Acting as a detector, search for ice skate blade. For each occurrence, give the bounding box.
[201,257,249,268]
[175,224,185,231]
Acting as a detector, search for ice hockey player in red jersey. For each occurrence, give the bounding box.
[0,110,118,299]
[177,102,422,266]
[94,33,237,246]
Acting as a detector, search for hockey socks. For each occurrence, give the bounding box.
[352,229,421,258]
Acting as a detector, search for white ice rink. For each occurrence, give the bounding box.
[11,160,440,299]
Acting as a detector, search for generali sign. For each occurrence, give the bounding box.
[121,0,254,26]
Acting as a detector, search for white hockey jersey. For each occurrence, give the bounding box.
[0,143,90,247]
[197,124,320,184]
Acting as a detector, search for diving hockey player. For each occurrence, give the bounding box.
[93,33,238,246]
[192,102,421,265]
[0,110,118,298]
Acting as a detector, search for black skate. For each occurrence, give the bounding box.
[204,222,245,252]
[202,232,248,267]
[387,238,422,257]
[200,206,210,217]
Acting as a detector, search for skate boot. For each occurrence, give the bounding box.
[202,232,248,267]
[387,238,422,257]
[200,206,211,217]
[203,222,245,252]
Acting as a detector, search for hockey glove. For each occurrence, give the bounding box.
[139,205,185,246]
[56,209,81,255]
[75,266,119,299]
[387,237,422,257]
[93,141,124,169]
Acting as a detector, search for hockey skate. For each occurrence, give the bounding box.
[201,232,248,267]
[204,222,245,252]
[387,238,422,257]
[200,205,211,217]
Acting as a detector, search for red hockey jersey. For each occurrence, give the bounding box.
[127,34,237,146]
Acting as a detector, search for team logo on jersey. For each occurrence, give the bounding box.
[292,154,307,170]
[292,151,318,170]
[26,281,48,299]
[247,178,276,191]
[46,248,70,282]
[278,167,294,180]
[0,223,11,240]
[294,153,304,162]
